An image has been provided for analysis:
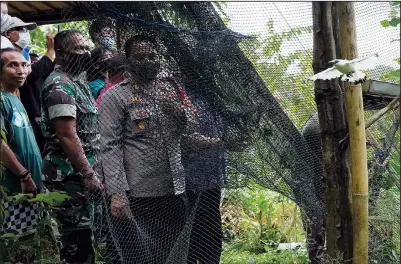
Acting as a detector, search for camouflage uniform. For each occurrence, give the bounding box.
[41,65,100,264]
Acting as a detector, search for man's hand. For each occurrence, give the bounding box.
[224,140,250,152]
[45,31,55,60]
[111,194,130,218]
[20,174,37,196]
[82,172,102,191]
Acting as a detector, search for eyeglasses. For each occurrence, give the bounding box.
[10,27,28,33]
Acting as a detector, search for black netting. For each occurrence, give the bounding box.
[53,2,399,263]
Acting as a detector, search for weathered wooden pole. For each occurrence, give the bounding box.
[337,2,369,264]
[312,2,353,263]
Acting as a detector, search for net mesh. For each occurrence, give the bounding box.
[8,1,400,263]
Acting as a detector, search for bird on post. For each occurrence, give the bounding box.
[310,53,379,84]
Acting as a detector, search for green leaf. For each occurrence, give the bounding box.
[380,20,390,27]
[389,17,400,27]
[13,193,32,203]
[47,192,70,203]
[30,192,70,205]
[1,232,19,239]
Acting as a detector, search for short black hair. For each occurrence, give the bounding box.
[91,46,110,64]
[0,47,19,71]
[107,54,128,76]
[87,47,113,82]
[89,17,115,42]
[54,29,82,52]
[124,35,158,57]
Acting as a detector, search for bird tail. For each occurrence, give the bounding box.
[340,70,367,84]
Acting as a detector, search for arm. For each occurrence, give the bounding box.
[44,83,92,175]
[23,32,54,82]
[1,140,27,176]
[26,55,54,81]
[182,133,223,150]
[44,31,55,61]
[98,88,129,196]
[52,117,94,176]
[1,140,37,194]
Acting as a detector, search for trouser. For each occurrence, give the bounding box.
[104,189,222,264]
[45,180,95,264]
[187,188,223,264]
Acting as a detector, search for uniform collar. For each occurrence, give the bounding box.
[54,65,87,82]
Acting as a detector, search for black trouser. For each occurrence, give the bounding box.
[104,189,222,264]
[187,188,222,264]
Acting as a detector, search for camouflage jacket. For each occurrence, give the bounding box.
[41,66,100,182]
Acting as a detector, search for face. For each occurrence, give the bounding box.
[1,2,7,15]
[60,33,91,74]
[128,41,157,62]
[100,49,113,62]
[1,51,28,88]
[5,27,27,43]
[128,41,160,83]
[99,27,115,39]
[64,33,91,55]
[95,27,116,49]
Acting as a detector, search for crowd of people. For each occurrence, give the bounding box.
[1,2,247,264]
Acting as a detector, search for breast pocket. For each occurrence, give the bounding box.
[128,107,152,136]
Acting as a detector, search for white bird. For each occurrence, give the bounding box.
[310,53,379,84]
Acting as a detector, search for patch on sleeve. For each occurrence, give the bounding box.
[49,104,77,120]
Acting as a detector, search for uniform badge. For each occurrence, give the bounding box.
[137,120,146,130]
[131,97,141,103]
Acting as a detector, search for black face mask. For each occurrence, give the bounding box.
[63,52,91,75]
[130,60,160,84]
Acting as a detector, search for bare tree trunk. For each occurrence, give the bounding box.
[312,2,353,263]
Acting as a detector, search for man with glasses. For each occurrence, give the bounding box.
[1,15,55,155]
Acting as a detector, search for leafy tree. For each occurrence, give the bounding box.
[379,1,400,84]
[29,21,91,56]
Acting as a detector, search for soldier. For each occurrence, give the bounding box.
[41,29,102,264]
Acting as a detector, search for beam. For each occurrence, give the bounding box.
[7,3,24,14]
[338,2,369,264]
[41,2,57,12]
[20,2,42,13]
[20,11,92,26]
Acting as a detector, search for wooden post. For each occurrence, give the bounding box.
[312,2,353,263]
[337,2,369,264]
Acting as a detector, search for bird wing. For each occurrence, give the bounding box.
[309,66,343,81]
[350,53,379,70]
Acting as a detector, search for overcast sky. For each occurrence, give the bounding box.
[222,2,400,70]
